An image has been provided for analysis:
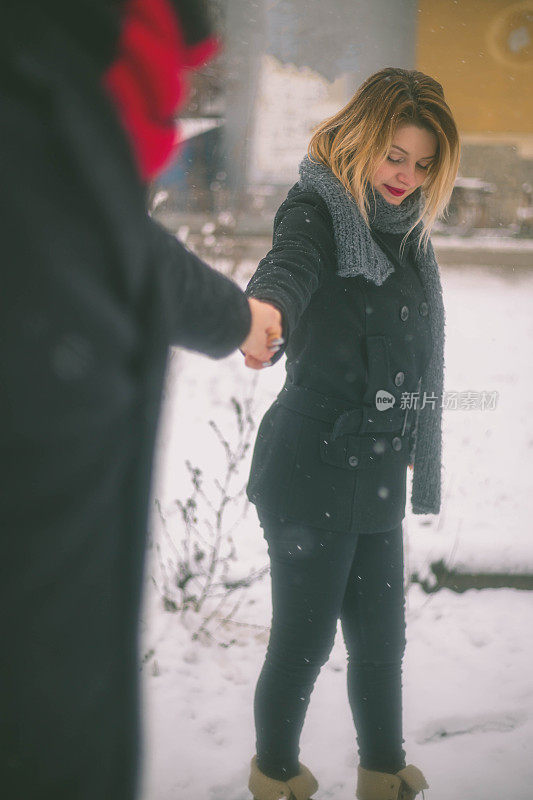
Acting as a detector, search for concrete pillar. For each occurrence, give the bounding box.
[266,0,418,84]
[222,0,418,204]
[222,0,267,209]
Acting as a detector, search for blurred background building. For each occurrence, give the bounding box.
[418,0,533,234]
[153,0,533,239]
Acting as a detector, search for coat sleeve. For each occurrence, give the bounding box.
[150,219,251,359]
[244,196,335,365]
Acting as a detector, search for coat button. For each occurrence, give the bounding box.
[419,301,428,316]
[400,305,409,321]
[348,455,359,468]
[394,371,405,386]
[392,437,402,451]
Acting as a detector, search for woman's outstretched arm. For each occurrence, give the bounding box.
[244,193,334,366]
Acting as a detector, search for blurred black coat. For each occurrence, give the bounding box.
[244,185,433,535]
[0,7,250,799]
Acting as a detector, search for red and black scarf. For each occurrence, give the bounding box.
[104,0,220,181]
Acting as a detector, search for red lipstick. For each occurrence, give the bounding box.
[384,184,406,197]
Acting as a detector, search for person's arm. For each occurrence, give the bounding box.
[150,218,253,359]
[244,195,334,366]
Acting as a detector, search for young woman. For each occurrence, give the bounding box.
[242,67,460,800]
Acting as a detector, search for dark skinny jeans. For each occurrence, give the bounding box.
[254,508,407,780]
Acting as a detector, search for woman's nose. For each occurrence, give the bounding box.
[397,166,417,188]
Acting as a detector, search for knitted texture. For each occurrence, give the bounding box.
[297,155,445,515]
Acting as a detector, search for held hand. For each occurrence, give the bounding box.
[240,298,283,370]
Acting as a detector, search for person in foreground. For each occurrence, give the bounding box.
[0,2,280,798]
[242,67,460,800]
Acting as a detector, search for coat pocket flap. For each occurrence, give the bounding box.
[320,430,409,470]
[320,432,361,469]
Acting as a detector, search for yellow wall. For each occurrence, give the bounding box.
[417,0,533,135]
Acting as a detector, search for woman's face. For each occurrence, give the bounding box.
[372,123,438,205]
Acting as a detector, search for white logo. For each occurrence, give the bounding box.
[375,390,395,410]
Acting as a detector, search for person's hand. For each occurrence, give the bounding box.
[408,463,413,471]
[240,298,283,370]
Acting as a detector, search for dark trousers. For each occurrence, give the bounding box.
[254,509,408,780]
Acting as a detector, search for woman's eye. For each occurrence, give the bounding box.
[388,155,430,170]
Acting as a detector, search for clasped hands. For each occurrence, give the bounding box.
[240,298,283,370]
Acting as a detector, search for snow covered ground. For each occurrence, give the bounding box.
[139,262,533,800]
[432,234,533,252]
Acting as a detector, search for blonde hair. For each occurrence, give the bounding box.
[308,67,461,254]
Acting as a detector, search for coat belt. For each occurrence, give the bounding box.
[276,383,410,440]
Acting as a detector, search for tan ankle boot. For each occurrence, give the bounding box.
[248,755,319,800]
[356,764,429,800]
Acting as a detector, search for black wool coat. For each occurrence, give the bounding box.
[0,8,250,797]
[244,184,434,535]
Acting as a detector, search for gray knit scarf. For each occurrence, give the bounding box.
[298,154,445,516]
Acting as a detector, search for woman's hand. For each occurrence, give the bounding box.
[240,298,283,370]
